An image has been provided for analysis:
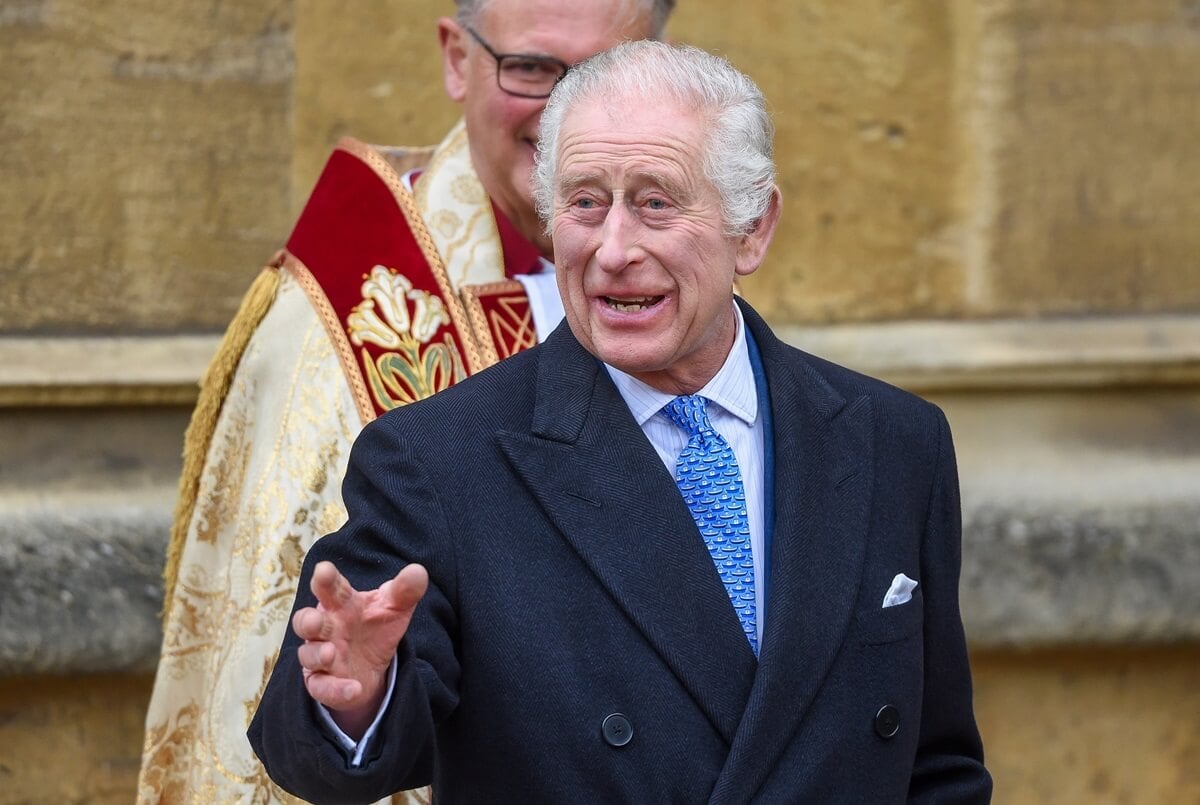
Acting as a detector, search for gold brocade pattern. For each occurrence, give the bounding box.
[140,275,365,803]
[139,125,509,804]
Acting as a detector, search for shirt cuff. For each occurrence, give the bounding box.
[314,655,399,767]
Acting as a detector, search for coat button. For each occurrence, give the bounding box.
[875,704,900,739]
[602,713,633,747]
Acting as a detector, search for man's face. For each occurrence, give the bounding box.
[550,93,778,395]
[440,0,654,253]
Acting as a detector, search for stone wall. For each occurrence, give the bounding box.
[1,0,1198,801]
[0,0,294,334]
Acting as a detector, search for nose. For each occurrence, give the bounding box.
[594,203,642,273]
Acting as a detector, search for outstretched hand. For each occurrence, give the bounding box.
[292,560,429,738]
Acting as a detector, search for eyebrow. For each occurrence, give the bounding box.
[637,170,692,202]
[555,172,604,199]
[556,169,693,203]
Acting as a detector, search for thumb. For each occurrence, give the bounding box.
[381,563,429,613]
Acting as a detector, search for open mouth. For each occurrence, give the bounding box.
[604,295,664,312]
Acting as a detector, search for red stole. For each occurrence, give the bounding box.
[277,138,539,423]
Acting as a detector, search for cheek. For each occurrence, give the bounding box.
[551,225,589,272]
[552,251,583,300]
[487,95,538,139]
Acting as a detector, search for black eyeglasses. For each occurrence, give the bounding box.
[465,26,571,99]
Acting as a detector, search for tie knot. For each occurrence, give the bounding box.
[663,395,714,438]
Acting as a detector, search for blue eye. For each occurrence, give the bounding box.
[646,198,668,210]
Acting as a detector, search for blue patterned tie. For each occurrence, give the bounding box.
[663,395,758,655]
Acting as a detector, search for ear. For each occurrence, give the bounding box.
[438,17,469,103]
[733,186,782,277]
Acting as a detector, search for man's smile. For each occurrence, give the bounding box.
[603,295,665,312]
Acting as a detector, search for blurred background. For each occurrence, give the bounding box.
[2,0,1199,801]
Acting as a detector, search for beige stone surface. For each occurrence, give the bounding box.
[973,647,1200,802]
[291,0,454,214]
[673,3,964,323]
[0,673,153,803]
[0,334,217,405]
[5,0,1197,332]
[956,0,1200,318]
[0,0,293,333]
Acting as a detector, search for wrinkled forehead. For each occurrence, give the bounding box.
[552,98,713,203]
[555,89,707,163]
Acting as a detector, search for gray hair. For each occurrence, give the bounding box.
[533,40,776,237]
[455,0,677,38]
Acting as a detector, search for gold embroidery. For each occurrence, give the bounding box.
[349,265,466,410]
[428,208,462,239]
[489,295,537,359]
[460,280,537,366]
[338,132,491,376]
[141,126,510,804]
[450,173,488,204]
[193,408,252,546]
[286,253,377,427]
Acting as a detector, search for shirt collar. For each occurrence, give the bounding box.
[604,302,758,427]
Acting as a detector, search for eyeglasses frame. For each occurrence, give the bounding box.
[464,25,572,99]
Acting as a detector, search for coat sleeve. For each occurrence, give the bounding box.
[248,413,462,804]
[909,408,993,803]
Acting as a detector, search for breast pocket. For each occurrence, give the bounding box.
[854,589,924,646]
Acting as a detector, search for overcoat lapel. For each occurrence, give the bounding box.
[710,304,875,802]
[496,323,758,745]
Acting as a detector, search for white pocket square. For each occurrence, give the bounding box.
[882,573,918,608]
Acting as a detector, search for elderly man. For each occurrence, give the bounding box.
[250,41,992,803]
[137,2,674,801]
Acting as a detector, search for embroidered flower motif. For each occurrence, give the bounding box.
[408,289,450,343]
[348,266,413,349]
[346,265,465,410]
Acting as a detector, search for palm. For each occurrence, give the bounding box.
[293,561,429,731]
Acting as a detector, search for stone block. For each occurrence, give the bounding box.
[0,672,153,804]
[959,0,1200,316]
[972,646,1200,803]
[0,496,169,674]
[673,2,964,324]
[962,502,1200,645]
[291,0,453,212]
[0,0,293,334]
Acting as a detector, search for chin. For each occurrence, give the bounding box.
[600,348,669,377]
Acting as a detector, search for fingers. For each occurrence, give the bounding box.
[292,604,336,642]
[303,669,363,707]
[291,562,426,722]
[310,560,355,610]
[296,638,337,673]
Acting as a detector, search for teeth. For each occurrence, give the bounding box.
[605,296,657,312]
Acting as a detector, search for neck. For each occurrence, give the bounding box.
[497,198,552,259]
